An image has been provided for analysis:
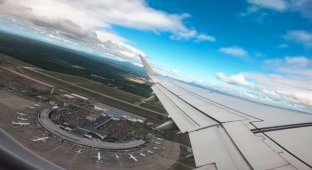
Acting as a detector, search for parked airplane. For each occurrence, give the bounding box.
[17,117,28,121]
[95,152,106,162]
[129,154,138,162]
[75,149,82,154]
[114,154,120,159]
[32,136,49,143]
[12,121,30,126]
[34,104,40,107]
[16,112,27,116]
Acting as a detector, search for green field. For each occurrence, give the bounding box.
[36,69,166,113]
[78,82,141,103]
[38,69,96,84]
[0,31,152,97]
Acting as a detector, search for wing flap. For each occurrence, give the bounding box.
[189,126,251,169]
[266,126,312,168]
[224,121,292,169]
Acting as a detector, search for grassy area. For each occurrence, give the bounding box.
[31,69,144,103]
[36,69,166,113]
[78,82,141,103]
[0,53,39,68]
[0,31,152,97]
[38,69,95,84]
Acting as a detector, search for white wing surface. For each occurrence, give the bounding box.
[140,55,312,170]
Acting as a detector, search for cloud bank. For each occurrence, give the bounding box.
[216,72,254,88]
[0,0,214,62]
[216,56,312,107]
[248,0,287,11]
[284,30,312,47]
[246,0,312,20]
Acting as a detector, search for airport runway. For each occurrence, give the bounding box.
[22,66,167,117]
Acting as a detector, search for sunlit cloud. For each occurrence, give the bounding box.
[196,34,216,42]
[216,56,312,108]
[216,72,255,88]
[247,0,287,11]
[219,46,248,58]
[284,30,312,47]
[245,0,312,21]
[0,0,215,64]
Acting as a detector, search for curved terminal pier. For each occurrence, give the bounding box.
[39,108,146,150]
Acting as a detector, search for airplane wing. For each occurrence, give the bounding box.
[139,55,312,170]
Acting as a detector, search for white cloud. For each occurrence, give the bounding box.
[277,67,312,77]
[211,55,312,109]
[0,0,216,65]
[244,73,312,107]
[146,63,185,80]
[196,34,216,42]
[96,39,145,60]
[284,30,312,47]
[0,0,213,42]
[216,72,255,88]
[171,69,180,75]
[215,71,312,108]
[245,0,312,20]
[289,0,312,20]
[247,5,260,14]
[263,56,312,82]
[247,0,287,11]
[285,56,310,67]
[219,46,248,58]
[95,30,127,44]
[278,44,289,48]
[216,56,312,108]
[264,56,311,68]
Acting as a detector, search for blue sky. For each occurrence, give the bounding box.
[114,0,312,80]
[0,0,312,109]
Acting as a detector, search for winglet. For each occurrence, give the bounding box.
[139,55,156,75]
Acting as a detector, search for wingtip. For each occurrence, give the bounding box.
[139,54,155,75]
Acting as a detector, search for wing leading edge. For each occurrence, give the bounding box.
[140,56,312,170]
